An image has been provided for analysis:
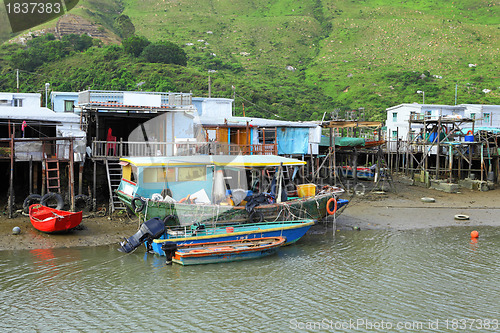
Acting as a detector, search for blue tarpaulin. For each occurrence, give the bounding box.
[277,127,309,154]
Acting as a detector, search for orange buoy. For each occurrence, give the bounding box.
[470,230,479,238]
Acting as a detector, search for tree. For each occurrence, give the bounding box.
[114,15,135,39]
[122,35,150,57]
[141,42,187,66]
[62,34,93,52]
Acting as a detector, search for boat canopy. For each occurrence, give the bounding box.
[119,155,307,168]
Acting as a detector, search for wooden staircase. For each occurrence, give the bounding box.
[45,159,61,193]
[105,159,125,212]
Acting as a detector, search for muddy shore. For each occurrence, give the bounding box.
[1,177,499,251]
[0,210,140,251]
[338,177,500,230]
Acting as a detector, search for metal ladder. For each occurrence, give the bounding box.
[105,159,125,212]
[45,159,61,193]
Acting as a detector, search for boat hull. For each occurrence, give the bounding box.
[340,166,374,180]
[172,237,285,265]
[151,220,315,256]
[117,190,348,226]
[29,204,82,233]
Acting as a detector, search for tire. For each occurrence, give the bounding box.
[248,210,264,223]
[131,196,145,213]
[40,193,64,210]
[163,214,179,226]
[74,194,90,212]
[454,214,469,221]
[421,197,436,203]
[23,194,42,214]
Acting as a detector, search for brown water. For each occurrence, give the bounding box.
[1,226,499,332]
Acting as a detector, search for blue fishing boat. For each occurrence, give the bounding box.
[150,219,314,256]
[118,218,314,256]
[170,237,286,265]
[340,166,375,180]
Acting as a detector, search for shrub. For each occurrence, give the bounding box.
[122,35,151,57]
[141,42,187,66]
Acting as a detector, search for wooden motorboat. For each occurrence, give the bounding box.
[168,236,286,265]
[29,204,82,233]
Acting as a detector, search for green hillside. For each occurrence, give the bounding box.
[1,0,499,121]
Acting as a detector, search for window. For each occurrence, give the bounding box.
[178,167,207,182]
[64,100,74,112]
[143,167,167,183]
[13,98,22,107]
[258,128,276,144]
[392,112,397,122]
[392,130,398,139]
[425,110,432,118]
[483,113,491,125]
[470,113,475,119]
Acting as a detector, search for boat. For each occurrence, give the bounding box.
[340,166,375,180]
[167,237,286,265]
[116,155,348,226]
[118,218,315,255]
[29,204,82,233]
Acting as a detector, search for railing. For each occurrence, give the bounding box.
[91,140,278,158]
[78,90,193,108]
[0,137,86,161]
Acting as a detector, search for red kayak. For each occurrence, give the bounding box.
[29,204,82,233]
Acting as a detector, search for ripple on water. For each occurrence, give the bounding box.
[0,226,499,332]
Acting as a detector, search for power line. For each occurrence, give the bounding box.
[234,92,280,118]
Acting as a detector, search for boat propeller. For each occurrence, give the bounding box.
[118,217,165,253]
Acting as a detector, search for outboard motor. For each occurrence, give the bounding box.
[118,217,165,253]
[161,242,178,265]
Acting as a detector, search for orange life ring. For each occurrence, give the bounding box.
[326,197,337,215]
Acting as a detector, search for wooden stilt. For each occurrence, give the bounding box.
[8,122,14,218]
[69,139,75,211]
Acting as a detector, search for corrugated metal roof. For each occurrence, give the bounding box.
[0,106,81,123]
[199,116,317,128]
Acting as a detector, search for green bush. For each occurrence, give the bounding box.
[122,35,151,57]
[141,42,187,66]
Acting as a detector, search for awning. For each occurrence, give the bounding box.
[120,155,306,168]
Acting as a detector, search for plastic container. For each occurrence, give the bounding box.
[297,184,316,197]
[464,135,474,142]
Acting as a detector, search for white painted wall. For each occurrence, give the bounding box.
[385,104,467,152]
[192,97,233,118]
[0,92,41,108]
[461,104,500,130]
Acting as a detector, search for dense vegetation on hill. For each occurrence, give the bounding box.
[0,0,498,122]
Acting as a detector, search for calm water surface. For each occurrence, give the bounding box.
[1,226,499,332]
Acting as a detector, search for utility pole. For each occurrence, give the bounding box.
[208,75,211,98]
[45,83,50,108]
[232,85,236,116]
